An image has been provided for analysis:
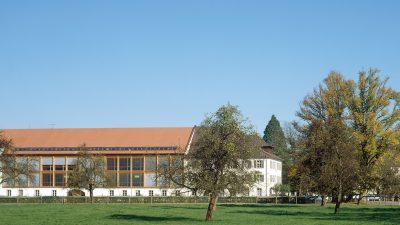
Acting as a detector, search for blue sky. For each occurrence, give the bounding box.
[1,0,399,134]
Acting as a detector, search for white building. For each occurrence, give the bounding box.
[0,127,282,197]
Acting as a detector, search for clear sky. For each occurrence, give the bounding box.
[1,0,399,134]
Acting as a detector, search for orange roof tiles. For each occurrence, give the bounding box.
[2,127,194,152]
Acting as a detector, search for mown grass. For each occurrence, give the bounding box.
[0,203,399,225]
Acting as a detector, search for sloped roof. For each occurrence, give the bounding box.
[2,127,194,153]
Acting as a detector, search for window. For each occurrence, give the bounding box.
[18,189,23,197]
[119,158,131,171]
[29,174,40,187]
[162,190,167,197]
[42,174,53,186]
[119,174,131,187]
[246,160,252,169]
[257,174,264,182]
[29,158,40,172]
[42,158,53,171]
[54,158,66,170]
[254,160,264,168]
[52,190,57,197]
[158,157,169,170]
[17,174,28,187]
[144,173,156,187]
[135,190,141,196]
[277,162,282,171]
[145,157,156,171]
[7,190,11,197]
[132,174,143,187]
[175,190,181,196]
[67,158,77,171]
[55,174,65,186]
[110,190,114,197]
[257,188,262,197]
[270,175,276,183]
[122,190,127,197]
[107,158,117,171]
[270,161,277,170]
[108,173,117,186]
[35,190,40,197]
[132,158,144,171]
[149,190,154,197]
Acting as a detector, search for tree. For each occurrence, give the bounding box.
[67,145,110,203]
[297,72,359,213]
[0,132,32,187]
[159,104,260,221]
[348,69,400,203]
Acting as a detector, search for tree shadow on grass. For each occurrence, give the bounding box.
[229,206,400,224]
[109,214,201,222]
[220,204,302,208]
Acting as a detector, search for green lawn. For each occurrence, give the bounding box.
[0,203,399,225]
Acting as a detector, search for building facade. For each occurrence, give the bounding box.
[0,127,282,197]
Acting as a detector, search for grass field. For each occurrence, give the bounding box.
[0,203,399,225]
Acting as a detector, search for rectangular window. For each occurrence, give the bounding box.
[257,188,262,197]
[52,190,57,197]
[246,160,252,169]
[29,174,40,187]
[67,158,77,171]
[119,174,131,187]
[149,190,154,197]
[29,158,40,172]
[257,174,264,182]
[175,190,181,196]
[135,190,141,196]
[255,160,264,168]
[18,189,23,197]
[17,174,28,187]
[7,190,11,197]
[270,175,276,183]
[108,173,117,187]
[110,190,114,197]
[158,157,169,170]
[144,173,156,187]
[162,190,167,197]
[132,158,144,171]
[145,157,156,171]
[107,158,117,171]
[54,158,66,171]
[42,174,53,187]
[42,158,53,171]
[122,190,127,197]
[35,190,40,197]
[119,158,131,171]
[132,174,144,187]
[55,174,65,186]
[277,162,282,171]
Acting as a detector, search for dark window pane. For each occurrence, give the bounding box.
[55,174,65,186]
[107,158,117,170]
[132,174,143,187]
[119,158,130,171]
[67,158,77,171]
[119,174,130,187]
[108,173,117,187]
[42,174,53,186]
[55,158,66,171]
[132,158,143,171]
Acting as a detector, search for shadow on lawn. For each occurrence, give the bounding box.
[109,214,200,222]
[229,206,400,224]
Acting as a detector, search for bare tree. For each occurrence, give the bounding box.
[67,145,110,203]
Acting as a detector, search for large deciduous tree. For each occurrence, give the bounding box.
[67,145,110,203]
[348,69,400,202]
[159,104,260,221]
[297,72,359,213]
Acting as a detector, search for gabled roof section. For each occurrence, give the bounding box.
[2,127,194,153]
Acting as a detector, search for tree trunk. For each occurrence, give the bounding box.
[334,197,341,214]
[206,194,219,221]
[321,195,326,207]
[89,187,94,204]
[357,191,366,205]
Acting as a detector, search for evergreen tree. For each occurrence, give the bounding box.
[263,115,289,182]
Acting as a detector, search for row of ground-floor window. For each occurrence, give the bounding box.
[1,187,278,197]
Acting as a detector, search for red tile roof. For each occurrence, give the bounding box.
[2,127,194,153]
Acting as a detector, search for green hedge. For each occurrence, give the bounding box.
[0,196,309,204]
